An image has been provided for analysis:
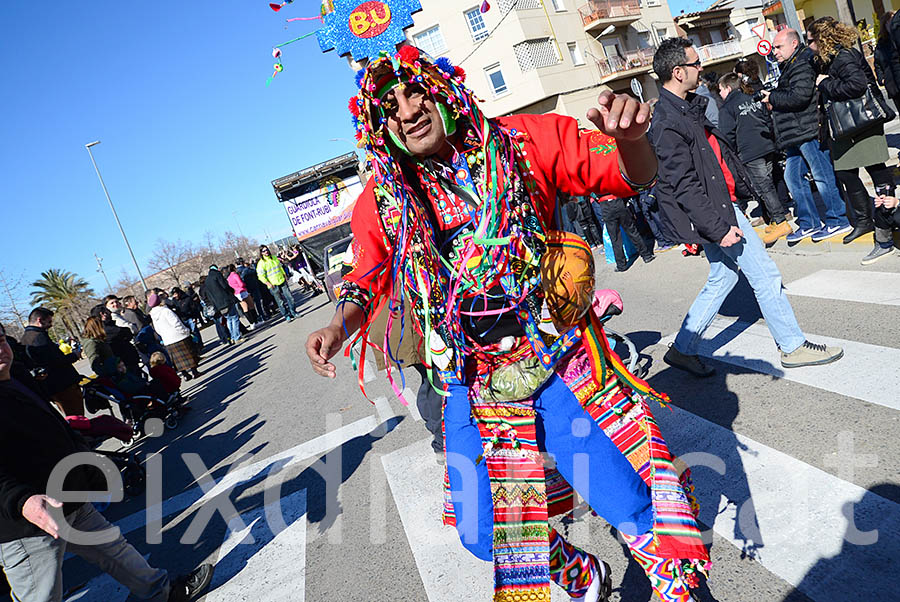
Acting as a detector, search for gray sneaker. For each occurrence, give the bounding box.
[781,341,843,368]
[861,245,894,266]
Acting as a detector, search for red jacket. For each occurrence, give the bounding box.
[343,113,635,295]
[149,364,181,394]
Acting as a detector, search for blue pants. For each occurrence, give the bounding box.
[785,139,849,231]
[269,283,296,319]
[444,374,654,560]
[673,205,806,355]
[225,305,241,342]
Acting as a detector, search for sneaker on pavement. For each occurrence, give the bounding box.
[656,244,676,253]
[781,341,843,368]
[663,345,715,377]
[762,220,793,245]
[168,564,214,602]
[811,223,852,242]
[642,255,655,264]
[861,245,894,265]
[786,226,822,243]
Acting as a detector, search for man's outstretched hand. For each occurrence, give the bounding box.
[22,494,63,539]
[305,324,346,378]
[587,91,652,141]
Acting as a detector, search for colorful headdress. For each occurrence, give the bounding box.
[339,45,557,403]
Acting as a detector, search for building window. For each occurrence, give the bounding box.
[656,28,668,40]
[645,0,660,5]
[484,63,509,96]
[550,0,566,11]
[464,7,489,42]
[413,25,447,56]
[513,38,561,72]
[567,41,585,65]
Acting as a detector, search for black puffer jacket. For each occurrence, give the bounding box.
[874,36,900,98]
[769,45,820,149]
[817,46,885,140]
[718,84,776,162]
[649,89,761,245]
[202,268,237,312]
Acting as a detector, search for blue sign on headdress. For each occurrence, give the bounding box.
[317,0,422,61]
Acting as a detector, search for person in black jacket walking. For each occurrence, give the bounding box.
[809,16,893,244]
[0,323,214,602]
[19,308,85,416]
[718,68,793,244]
[761,29,851,243]
[649,38,843,376]
[201,265,242,344]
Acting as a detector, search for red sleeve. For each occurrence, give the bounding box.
[498,113,637,225]
[339,178,392,308]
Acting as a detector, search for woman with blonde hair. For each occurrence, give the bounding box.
[809,16,893,243]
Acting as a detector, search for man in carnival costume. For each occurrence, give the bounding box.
[306,45,710,602]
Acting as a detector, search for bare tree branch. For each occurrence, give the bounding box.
[147,239,196,289]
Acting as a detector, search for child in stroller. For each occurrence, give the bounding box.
[148,351,181,395]
[83,358,189,438]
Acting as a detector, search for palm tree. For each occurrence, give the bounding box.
[30,269,95,335]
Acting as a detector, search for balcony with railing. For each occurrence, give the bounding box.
[593,46,655,82]
[579,0,641,32]
[696,39,743,64]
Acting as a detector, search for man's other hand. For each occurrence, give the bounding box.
[22,494,63,539]
[587,92,651,141]
[720,226,744,247]
[306,324,346,378]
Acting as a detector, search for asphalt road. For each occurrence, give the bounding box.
[17,233,889,602]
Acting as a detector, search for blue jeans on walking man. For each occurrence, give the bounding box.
[784,140,850,231]
[673,206,806,356]
[269,283,296,320]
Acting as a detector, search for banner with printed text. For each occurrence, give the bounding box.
[285,174,362,240]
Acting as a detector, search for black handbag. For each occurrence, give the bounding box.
[825,84,895,140]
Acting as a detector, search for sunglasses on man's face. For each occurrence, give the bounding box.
[380,83,428,118]
[678,60,703,69]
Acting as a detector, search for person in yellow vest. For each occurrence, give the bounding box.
[256,245,297,322]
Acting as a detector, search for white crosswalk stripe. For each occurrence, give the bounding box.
[659,316,900,411]
[55,268,900,602]
[654,406,900,601]
[786,269,900,306]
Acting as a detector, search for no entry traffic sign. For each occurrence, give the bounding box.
[757,39,772,56]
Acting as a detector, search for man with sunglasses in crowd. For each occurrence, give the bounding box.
[649,38,843,376]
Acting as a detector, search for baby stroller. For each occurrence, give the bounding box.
[66,414,147,498]
[593,289,648,379]
[81,376,188,438]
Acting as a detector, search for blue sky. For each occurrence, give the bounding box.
[668,0,712,16]
[0,1,359,304]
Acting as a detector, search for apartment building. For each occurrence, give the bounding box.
[675,0,770,76]
[403,0,679,122]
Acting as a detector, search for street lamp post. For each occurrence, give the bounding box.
[84,141,149,293]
